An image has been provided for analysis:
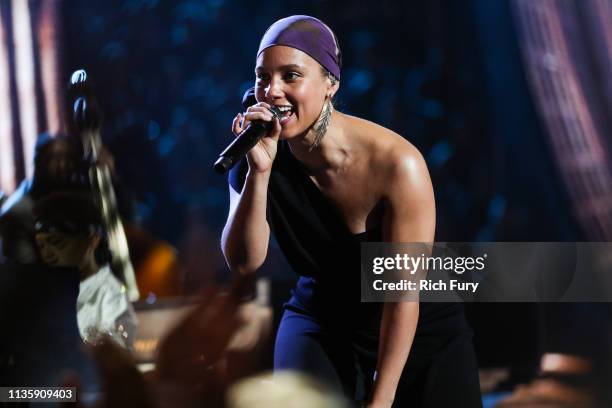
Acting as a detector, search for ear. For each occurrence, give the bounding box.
[327,79,339,100]
[88,232,101,252]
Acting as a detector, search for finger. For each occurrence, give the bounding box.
[232,113,243,135]
[245,106,276,124]
[243,111,273,123]
[272,116,281,138]
[257,101,271,107]
[262,116,282,142]
[253,101,271,109]
[245,105,272,114]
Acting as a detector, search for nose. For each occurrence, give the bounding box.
[265,77,283,100]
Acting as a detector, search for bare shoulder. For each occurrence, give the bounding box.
[344,114,431,194]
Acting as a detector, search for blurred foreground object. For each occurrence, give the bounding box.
[494,354,595,408]
[227,371,348,408]
[67,69,139,301]
[134,278,272,380]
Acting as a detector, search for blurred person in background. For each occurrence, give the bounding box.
[223,15,481,407]
[33,192,137,349]
[0,133,86,263]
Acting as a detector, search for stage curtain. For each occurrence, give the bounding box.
[511,0,612,240]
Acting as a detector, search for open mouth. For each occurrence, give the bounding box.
[274,105,295,124]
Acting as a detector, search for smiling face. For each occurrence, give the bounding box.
[255,46,337,139]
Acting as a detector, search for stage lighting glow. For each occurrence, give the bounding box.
[0,9,15,193]
[12,0,38,179]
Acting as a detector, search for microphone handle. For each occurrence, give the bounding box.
[214,120,270,174]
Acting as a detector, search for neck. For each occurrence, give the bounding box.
[79,256,99,281]
[287,110,351,174]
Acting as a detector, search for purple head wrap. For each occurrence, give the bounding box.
[257,15,341,81]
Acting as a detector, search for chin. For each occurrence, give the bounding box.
[280,125,309,141]
[279,128,298,140]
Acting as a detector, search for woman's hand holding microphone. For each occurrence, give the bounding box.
[231,102,281,174]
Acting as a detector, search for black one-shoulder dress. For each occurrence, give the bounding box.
[229,141,482,407]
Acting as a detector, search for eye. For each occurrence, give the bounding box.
[47,234,68,249]
[283,72,300,81]
[255,72,270,81]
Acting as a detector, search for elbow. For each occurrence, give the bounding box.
[232,264,261,276]
[221,224,268,276]
[221,241,265,276]
[224,255,264,276]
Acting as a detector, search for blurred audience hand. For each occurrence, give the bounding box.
[155,279,245,393]
[60,337,155,408]
[90,338,156,408]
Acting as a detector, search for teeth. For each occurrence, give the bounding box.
[276,106,292,112]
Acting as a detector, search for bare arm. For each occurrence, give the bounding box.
[368,147,436,407]
[221,104,281,275]
[221,170,271,274]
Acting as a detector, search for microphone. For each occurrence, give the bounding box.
[213,105,281,174]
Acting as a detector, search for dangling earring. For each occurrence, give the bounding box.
[309,98,333,152]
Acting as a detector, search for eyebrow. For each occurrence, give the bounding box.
[255,64,305,72]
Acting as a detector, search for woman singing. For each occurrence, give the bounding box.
[222,15,481,407]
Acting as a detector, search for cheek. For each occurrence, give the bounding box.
[39,245,62,266]
[297,94,325,123]
[254,87,266,103]
[299,83,326,110]
[57,242,86,265]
